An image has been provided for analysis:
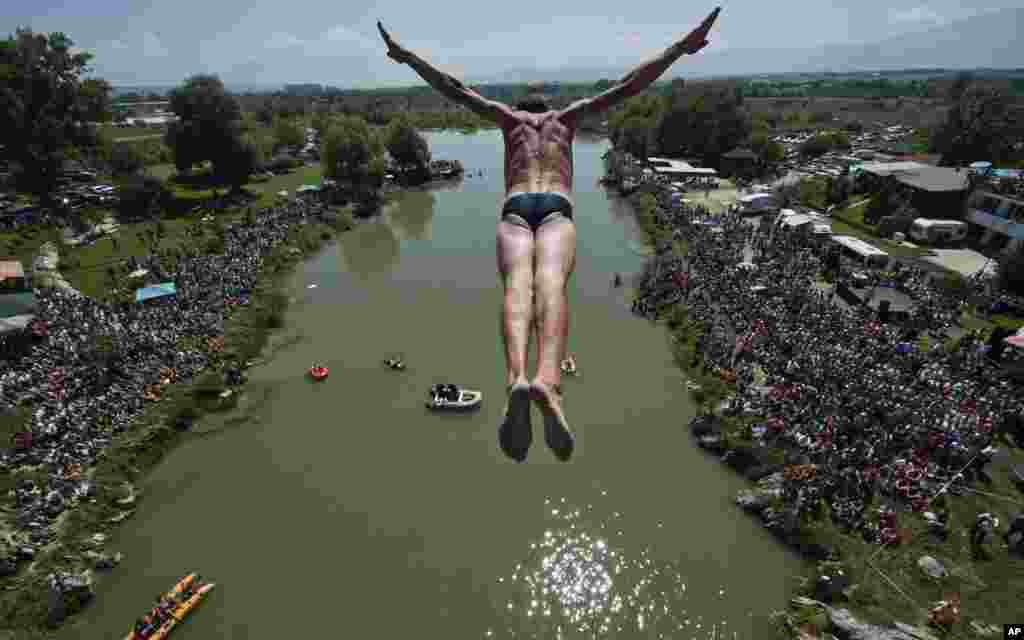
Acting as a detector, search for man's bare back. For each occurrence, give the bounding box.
[377,9,720,461]
[502,113,574,202]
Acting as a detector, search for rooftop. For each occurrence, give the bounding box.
[858,162,969,192]
[722,148,758,160]
[646,157,718,176]
[831,235,889,257]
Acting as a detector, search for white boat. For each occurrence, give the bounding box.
[426,385,482,410]
[560,356,578,377]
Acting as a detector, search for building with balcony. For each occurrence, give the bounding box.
[966,190,1024,254]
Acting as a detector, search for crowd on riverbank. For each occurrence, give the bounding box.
[0,197,335,577]
[632,197,1024,554]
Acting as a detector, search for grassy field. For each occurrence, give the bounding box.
[146,163,177,181]
[248,164,324,208]
[147,163,324,209]
[99,125,164,140]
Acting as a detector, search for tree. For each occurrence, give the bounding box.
[116,175,170,222]
[618,115,654,159]
[828,171,851,205]
[998,247,1024,296]
[216,137,259,192]
[164,75,243,177]
[608,94,665,151]
[321,114,385,204]
[266,153,300,174]
[242,129,274,171]
[799,135,833,157]
[0,30,98,206]
[863,177,911,226]
[797,177,829,210]
[79,78,112,123]
[272,117,304,152]
[311,112,332,142]
[384,114,430,180]
[948,72,973,103]
[934,84,1019,166]
[761,141,785,165]
[652,84,750,161]
[750,132,769,155]
[108,143,144,176]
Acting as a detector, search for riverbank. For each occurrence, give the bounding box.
[625,193,1023,638]
[0,201,364,636]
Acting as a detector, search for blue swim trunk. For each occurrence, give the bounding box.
[501,192,574,231]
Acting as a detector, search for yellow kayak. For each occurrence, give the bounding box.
[122,574,200,640]
[147,583,216,640]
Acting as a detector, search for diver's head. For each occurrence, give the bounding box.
[516,83,550,113]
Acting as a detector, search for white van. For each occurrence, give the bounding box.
[831,235,890,269]
[908,219,968,244]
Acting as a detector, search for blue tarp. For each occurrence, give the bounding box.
[134,282,176,303]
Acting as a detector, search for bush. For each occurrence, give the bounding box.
[878,215,914,238]
[266,154,300,173]
[266,311,285,329]
[116,175,170,221]
[108,143,144,176]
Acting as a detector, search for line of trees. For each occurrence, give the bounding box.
[0,29,113,206]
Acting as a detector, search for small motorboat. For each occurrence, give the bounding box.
[426,384,483,410]
[383,357,406,371]
[309,365,329,381]
[560,355,578,377]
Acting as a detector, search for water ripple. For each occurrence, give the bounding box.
[485,493,737,639]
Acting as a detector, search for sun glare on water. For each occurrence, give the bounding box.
[485,492,736,640]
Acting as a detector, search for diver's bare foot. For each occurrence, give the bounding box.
[530,380,574,462]
[499,382,532,462]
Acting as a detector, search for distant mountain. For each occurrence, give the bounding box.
[472,8,1024,83]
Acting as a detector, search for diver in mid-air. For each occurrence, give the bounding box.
[377,8,721,462]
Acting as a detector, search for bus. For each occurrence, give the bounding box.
[830,235,890,269]
[908,218,968,244]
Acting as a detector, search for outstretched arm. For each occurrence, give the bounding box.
[560,8,720,125]
[377,22,515,127]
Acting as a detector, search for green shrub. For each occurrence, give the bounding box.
[266,311,285,329]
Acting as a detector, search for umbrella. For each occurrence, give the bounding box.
[969,161,992,170]
[1005,335,1024,349]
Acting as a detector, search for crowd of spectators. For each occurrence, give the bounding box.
[0,197,332,575]
[632,195,1024,554]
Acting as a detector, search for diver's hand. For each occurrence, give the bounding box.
[679,7,720,55]
[377,21,411,64]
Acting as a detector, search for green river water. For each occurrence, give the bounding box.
[61,130,804,640]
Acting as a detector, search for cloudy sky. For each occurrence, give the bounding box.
[5,0,1020,88]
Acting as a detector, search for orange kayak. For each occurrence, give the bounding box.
[146,583,216,640]
[123,574,197,640]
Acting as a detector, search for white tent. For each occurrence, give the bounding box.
[739,193,780,212]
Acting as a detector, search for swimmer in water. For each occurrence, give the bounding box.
[378,9,721,461]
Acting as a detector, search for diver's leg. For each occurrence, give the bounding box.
[530,215,576,461]
[497,218,535,462]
